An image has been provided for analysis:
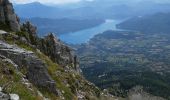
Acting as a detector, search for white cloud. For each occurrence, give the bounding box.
[10,0,170,5]
[10,0,82,4]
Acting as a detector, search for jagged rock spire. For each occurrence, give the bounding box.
[0,0,20,31]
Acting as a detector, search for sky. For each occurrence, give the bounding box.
[10,0,170,5]
[10,0,85,4]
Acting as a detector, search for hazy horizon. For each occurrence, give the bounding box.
[10,0,170,5]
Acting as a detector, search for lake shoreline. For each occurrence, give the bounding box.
[59,19,124,44]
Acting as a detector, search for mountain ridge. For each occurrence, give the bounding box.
[117,12,170,34]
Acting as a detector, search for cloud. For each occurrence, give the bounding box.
[10,0,170,5]
[10,0,82,4]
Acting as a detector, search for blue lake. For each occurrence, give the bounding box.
[59,19,122,44]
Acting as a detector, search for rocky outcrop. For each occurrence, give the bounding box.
[21,21,37,36]
[20,22,80,72]
[21,21,37,45]
[39,33,73,66]
[0,87,19,100]
[38,33,80,72]
[0,40,58,95]
[0,0,20,31]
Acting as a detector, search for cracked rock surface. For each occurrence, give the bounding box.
[0,40,58,95]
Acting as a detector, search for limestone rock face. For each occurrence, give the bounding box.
[38,33,80,72]
[0,40,58,95]
[21,21,37,44]
[21,21,37,37]
[41,33,73,66]
[0,0,20,31]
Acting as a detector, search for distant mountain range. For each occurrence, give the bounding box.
[14,2,120,19]
[14,1,170,20]
[117,12,170,33]
[14,2,63,18]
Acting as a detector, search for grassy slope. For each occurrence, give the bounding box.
[0,31,110,100]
